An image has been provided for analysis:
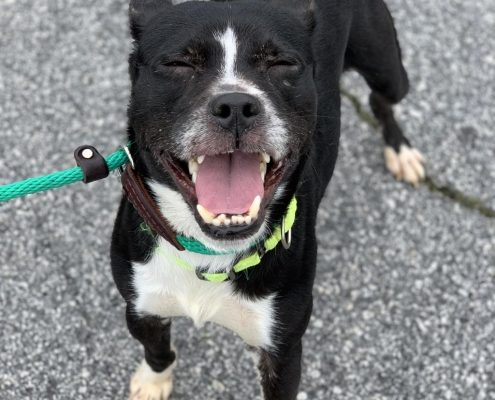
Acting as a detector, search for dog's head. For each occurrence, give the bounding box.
[127,0,317,250]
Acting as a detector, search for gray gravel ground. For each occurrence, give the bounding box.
[1,1,494,399]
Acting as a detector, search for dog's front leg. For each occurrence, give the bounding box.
[258,340,304,400]
[257,291,313,400]
[126,305,176,400]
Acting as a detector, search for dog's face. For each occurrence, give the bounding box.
[128,0,316,244]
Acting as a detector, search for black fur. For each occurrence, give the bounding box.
[111,1,412,398]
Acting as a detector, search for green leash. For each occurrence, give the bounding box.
[0,147,129,203]
[0,145,298,272]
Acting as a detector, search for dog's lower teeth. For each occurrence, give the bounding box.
[197,196,262,228]
[212,219,221,227]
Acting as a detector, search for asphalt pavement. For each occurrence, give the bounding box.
[1,1,494,399]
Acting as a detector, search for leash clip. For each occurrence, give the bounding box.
[280,215,292,250]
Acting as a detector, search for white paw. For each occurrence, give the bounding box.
[384,144,426,187]
[129,360,174,400]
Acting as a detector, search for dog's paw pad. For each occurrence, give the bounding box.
[129,360,174,400]
[384,144,426,187]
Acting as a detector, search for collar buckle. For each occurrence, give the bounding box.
[280,214,292,250]
[195,269,207,281]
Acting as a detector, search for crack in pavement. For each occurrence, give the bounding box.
[340,88,495,219]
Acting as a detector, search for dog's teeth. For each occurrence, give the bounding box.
[197,155,205,164]
[211,214,231,227]
[197,204,215,224]
[248,195,261,219]
[192,171,197,183]
[260,162,267,181]
[202,213,255,226]
[260,152,271,164]
[233,215,245,225]
[212,218,221,227]
[188,159,199,175]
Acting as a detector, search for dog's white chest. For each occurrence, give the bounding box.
[132,242,276,349]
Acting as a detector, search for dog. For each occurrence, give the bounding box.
[110,0,425,398]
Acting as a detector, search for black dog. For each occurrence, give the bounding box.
[111,1,425,398]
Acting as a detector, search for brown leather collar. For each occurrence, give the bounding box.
[121,165,185,251]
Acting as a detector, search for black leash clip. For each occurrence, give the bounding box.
[74,145,109,184]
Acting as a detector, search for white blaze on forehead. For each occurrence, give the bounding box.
[206,26,289,161]
[215,26,238,84]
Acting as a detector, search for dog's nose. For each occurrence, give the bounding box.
[210,93,261,134]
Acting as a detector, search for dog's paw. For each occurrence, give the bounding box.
[384,144,426,187]
[129,360,174,400]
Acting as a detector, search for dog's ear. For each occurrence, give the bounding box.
[129,0,172,40]
[272,0,316,32]
[297,0,316,32]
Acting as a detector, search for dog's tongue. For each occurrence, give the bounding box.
[195,151,264,215]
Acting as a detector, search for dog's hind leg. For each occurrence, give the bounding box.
[126,306,176,400]
[369,92,425,186]
[345,0,426,186]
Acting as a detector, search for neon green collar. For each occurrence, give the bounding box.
[153,196,297,282]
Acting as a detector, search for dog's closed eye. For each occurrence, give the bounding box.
[266,57,302,76]
[155,60,196,75]
[164,61,194,68]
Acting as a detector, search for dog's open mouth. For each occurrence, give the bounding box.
[161,150,287,238]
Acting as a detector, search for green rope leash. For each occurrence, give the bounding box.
[0,147,129,203]
[0,145,298,270]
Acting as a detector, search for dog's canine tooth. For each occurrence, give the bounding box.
[192,171,197,184]
[197,155,205,164]
[197,204,215,223]
[188,159,199,175]
[248,196,261,219]
[260,152,271,164]
[260,162,267,181]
